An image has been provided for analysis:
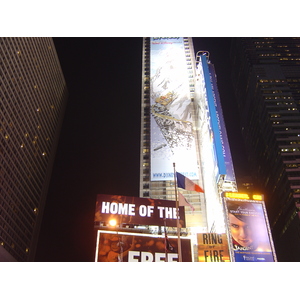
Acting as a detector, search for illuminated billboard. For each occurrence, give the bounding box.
[223,198,277,262]
[200,55,226,178]
[150,37,199,181]
[197,233,230,262]
[208,63,236,183]
[95,231,192,262]
[193,55,226,232]
[94,194,186,228]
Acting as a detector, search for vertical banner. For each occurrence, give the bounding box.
[201,55,226,177]
[223,198,277,262]
[150,37,199,181]
[197,233,230,262]
[95,231,192,262]
[208,63,236,183]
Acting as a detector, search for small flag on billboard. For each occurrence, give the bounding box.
[176,172,204,193]
[178,191,195,211]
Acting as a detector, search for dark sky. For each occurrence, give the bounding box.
[34,37,249,262]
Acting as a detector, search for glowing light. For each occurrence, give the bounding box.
[225,192,264,201]
[108,219,117,227]
[225,192,250,199]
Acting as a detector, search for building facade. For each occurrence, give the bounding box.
[0,37,68,261]
[230,37,300,261]
[139,37,237,252]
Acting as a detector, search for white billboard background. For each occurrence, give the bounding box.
[150,38,199,181]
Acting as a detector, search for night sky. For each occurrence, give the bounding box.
[34,37,249,262]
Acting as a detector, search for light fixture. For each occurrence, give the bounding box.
[108,219,117,227]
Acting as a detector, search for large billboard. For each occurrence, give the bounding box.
[197,233,230,262]
[150,37,199,181]
[223,198,277,262]
[95,194,186,228]
[95,231,192,262]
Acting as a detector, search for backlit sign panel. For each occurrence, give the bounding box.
[197,233,230,262]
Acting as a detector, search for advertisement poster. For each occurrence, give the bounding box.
[197,233,230,262]
[223,198,277,262]
[94,194,186,228]
[95,231,192,262]
[150,37,199,181]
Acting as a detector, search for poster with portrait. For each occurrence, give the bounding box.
[223,198,277,262]
[95,231,192,262]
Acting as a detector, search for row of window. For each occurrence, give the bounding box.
[0,169,39,223]
[1,39,66,136]
[0,76,60,145]
[1,133,45,197]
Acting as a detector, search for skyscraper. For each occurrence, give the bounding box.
[230,37,300,261]
[139,37,237,247]
[0,37,68,261]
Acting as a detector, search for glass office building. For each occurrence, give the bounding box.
[139,37,237,254]
[230,37,300,261]
[0,37,68,261]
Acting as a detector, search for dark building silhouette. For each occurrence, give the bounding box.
[0,37,68,261]
[230,37,300,261]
